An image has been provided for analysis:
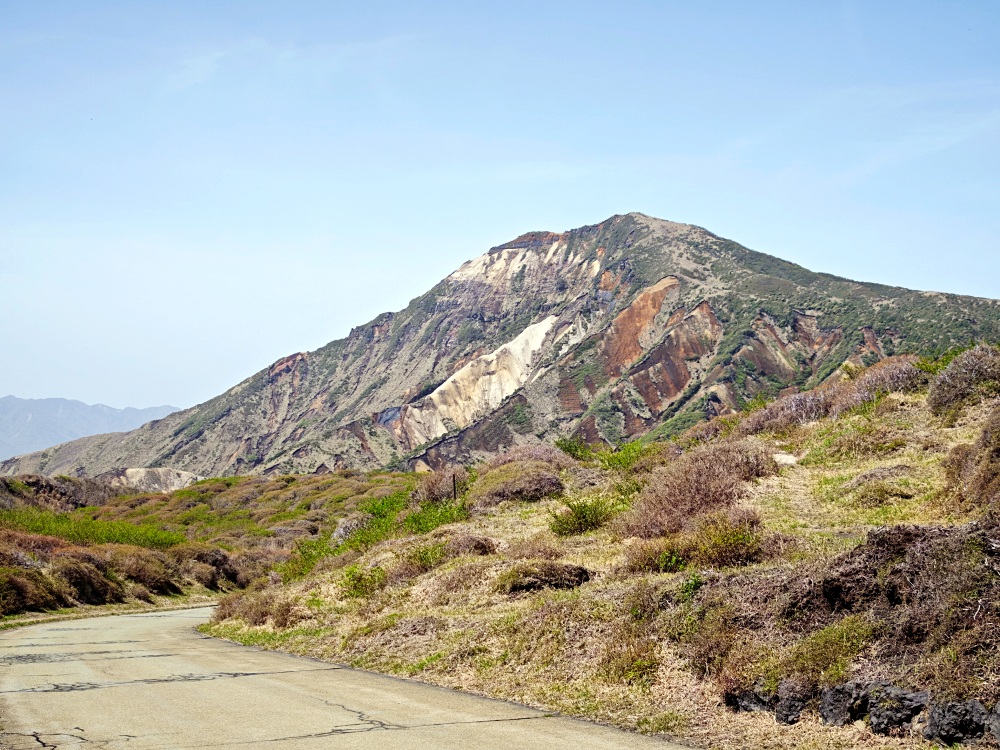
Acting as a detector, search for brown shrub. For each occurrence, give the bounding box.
[444,533,497,557]
[0,567,69,615]
[412,466,470,503]
[738,356,924,436]
[468,461,564,509]
[505,535,561,560]
[212,589,300,627]
[618,440,777,538]
[104,546,180,594]
[623,538,688,573]
[494,561,591,594]
[945,405,1000,505]
[228,548,287,588]
[51,559,125,605]
[485,444,578,472]
[929,345,1000,415]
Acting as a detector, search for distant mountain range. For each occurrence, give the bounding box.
[0,396,179,461]
[4,212,1000,479]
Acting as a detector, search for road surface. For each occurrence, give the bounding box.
[0,608,686,749]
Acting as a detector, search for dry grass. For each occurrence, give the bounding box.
[203,381,1000,750]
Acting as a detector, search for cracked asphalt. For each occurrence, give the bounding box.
[0,608,687,749]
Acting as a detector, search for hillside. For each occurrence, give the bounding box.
[0,469,414,620]
[203,349,1000,748]
[0,396,178,460]
[4,213,1000,479]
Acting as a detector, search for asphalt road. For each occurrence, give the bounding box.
[0,608,686,749]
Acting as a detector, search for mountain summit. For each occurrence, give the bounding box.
[4,213,999,478]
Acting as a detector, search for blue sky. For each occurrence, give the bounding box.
[2,1,998,409]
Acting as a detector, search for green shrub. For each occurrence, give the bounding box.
[554,436,594,461]
[690,512,764,568]
[678,573,704,601]
[340,564,387,598]
[549,495,618,536]
[407,543,448,572]
[596,441,656,472]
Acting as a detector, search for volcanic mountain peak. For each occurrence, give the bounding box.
[4,212,1000,479]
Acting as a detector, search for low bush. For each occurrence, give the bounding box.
[554,436,594,461]
[468,461,564,509]
[0,566,69,615]
[412,467,470,503]
[738,356,924,436]
[928,345,1000,416]
[340,564,387,598]
[549,494,619,536]
[689,511,764,568]
[600,636,660,687]
[624,538,687,573]
[618,440,777,538]
[51,559,124,605]
[945,405,1000,505]
[504,535,561,560]
[105,546,181,594]
[486,444,578,471]
[596,441,655,473]
[494,561,590,594]
[444,533,497,557]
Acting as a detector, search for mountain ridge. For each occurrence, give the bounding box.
[4,212,999,478]
[0,396,179,461]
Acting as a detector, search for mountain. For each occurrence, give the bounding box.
[0,396,179,461]
[3,213,999,479]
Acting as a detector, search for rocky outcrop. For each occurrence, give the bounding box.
[95,467,203,493]
[5,212,1000,478]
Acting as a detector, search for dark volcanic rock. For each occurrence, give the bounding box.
[820,681,869,726]
[724,681,777,714]
[923,700,987,744]
[867,682,929,736]
[774,680,811,725]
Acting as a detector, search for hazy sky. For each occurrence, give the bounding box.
[2,1,998,409]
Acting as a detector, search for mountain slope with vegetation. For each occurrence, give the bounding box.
[4,213,1000,480]
[202,347,1000,748]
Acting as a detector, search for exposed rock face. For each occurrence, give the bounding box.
[95,468,203,493]
[4,212,1000,478]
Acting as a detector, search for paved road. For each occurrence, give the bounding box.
[0,608,686,749]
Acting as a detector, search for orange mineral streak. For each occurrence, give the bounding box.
[600,276,681,376]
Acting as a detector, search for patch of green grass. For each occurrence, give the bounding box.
[782,614,875,686]
[200,623,333,649]
[549,495,619,536]
[405,651,444,675]
[638,710,690,735]
[404,501,468,534]
[0,507,184,549]
[596,440,652,472]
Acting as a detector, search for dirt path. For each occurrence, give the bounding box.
[0,607,686,749]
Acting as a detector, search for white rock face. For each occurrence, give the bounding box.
[97,467,203,493]
[398,316,558,448]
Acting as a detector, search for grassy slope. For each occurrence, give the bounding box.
[201,365,997,749]
[0,471,415,620]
